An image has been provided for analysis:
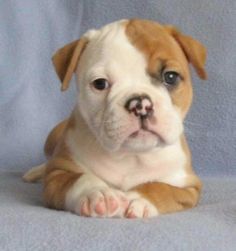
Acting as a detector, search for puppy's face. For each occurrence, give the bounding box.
[53,19,207,153]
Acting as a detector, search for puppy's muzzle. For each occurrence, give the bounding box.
[125,95,154,119]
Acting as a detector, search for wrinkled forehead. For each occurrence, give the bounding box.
[82,20,189,78]
[125,20,189,76]
[81,20,146,72]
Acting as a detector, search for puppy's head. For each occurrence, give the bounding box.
[52,19,207,153]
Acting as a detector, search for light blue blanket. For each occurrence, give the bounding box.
[0,0,236,250]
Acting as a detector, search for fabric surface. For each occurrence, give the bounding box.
[0,171,236,251]
[1,1,236,251]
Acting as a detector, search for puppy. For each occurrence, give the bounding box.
[23,19,207,218]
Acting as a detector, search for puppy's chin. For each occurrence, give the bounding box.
[121,130,161,152]
[96,129,159,153]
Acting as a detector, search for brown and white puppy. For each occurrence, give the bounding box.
[23,19,207,218]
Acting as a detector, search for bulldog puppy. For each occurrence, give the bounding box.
[23,19,207,218]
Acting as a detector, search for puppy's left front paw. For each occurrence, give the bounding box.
[125,198,159,218]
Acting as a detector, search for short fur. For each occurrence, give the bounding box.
[23,19,207,218]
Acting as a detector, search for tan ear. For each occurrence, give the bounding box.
[165,26,207,80]
[52,37,88,91]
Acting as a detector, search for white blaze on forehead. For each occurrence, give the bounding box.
[83,19,128,40]
[76,20,150,91]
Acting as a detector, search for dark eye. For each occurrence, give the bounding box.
[92,78,110,90]
[163,71,180,86]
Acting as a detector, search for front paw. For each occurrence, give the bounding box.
[125,198,159,218]
[75,188,129,218]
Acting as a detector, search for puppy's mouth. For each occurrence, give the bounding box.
[120,118,165,152]
[128,118,162,140]
[129,128,158,139]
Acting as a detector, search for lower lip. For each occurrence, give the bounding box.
[130,129,157,138]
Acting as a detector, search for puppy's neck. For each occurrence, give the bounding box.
[65,109,192,190]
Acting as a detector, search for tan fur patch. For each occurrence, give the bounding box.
[44,144,83,210]
[124,19,204,212]
[44,119,68,157]
[165,25,207,80]
[52,37,88,91]
[43,113,84,210]
[133,181,201,214]
[125,19,207,117]
[43,168,82,209]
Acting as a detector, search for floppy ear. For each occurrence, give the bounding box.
[52,37,88,91]
[165,26,207,80]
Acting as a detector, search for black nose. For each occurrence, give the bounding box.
[125,95,153,119]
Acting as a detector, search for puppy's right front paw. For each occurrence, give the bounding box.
[125,198,159,218]
[74,188,129,218]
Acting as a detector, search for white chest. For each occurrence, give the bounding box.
[67,132,188,190]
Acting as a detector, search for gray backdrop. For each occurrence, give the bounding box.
[1,1,236,251]
[0,0,236,176]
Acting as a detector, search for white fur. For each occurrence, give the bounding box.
[67,126,188,191]
[63,21,190,193]
[64,20,194,218]
[65,170,158,218]
[65,173,128,217]
[65,173,107,212]
[126,191,159,218]
[76,21,183,153]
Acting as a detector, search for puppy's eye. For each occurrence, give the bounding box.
[92,78,110,90]
[163,71,180,86]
